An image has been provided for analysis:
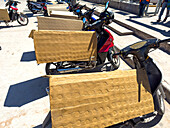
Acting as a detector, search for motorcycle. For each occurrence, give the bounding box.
[26,0,52,15]
[45,2,120,75]
[67,2,80,12]
[111,38,170,127]
[4,0,29,26]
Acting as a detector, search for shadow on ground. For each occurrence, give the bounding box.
[4,77,49,107]
[115,11,130,16]
[33,124,42,128]
[21,51,36,62]
[151,21,170,28]
[0,24,23,29]
[127,19,170,37]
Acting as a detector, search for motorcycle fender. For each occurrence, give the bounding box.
[98,29,114,53]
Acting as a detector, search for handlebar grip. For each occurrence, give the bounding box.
[158,38,170,44]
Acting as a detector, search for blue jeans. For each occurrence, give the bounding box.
[139,2,148,17]
[158,2,168,20]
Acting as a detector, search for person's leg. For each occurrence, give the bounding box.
[139,3,145,17]
[163,9,169,22]
[157,2,168,22]
[141,4,147,17]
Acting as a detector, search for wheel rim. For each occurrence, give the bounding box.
[112,55,119,65]
[18,14,28,25]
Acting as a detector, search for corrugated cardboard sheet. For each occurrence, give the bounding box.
[50,14,78,19]
[37,17,83,30]
[0,9,10,21]
[47,70,154,128]
[47,4,68,15]
[50,11,78,19]
[33,30,97,64]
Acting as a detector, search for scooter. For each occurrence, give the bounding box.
[4,0,29,26]
[42,38,170,128]
[26,0,52,15]
[67,2,80,12]
[45,2,120,75]
[111,38,170,127]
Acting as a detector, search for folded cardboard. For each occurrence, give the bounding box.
[50,11,78,19]
[46,69,154,128]
[32,30,97,64]
[47,4,68,15]
[37,17,83,30]
[0,9,10,21]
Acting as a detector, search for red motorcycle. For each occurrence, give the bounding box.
[45,3,120,75]
[5,0,28,26]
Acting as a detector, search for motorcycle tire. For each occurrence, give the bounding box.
[28,5,32,11]
[43,10,48,16]
[46,62,59,75]
[153,88,165,115]
[17,13,29,26]
[32,10,37,14]
[108,46,120,70]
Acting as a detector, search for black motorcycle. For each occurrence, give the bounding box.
[113,38,170,118]
[45,2,120,75]
[26,0,49,15]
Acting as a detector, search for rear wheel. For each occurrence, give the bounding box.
[108,46,120,70]
[17,13,29,26]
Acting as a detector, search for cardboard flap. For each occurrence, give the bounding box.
[28,29,36,39]
[0,9,10,21]
[33,30,97,64]
[37,17,83,31]
[47,70,154,128]
[50,11,78,19]
[47,4,68,11]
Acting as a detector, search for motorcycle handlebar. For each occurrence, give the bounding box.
[157,38,170,44]
[112,38,170,57]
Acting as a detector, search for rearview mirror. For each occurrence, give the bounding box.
[105,1,109,10]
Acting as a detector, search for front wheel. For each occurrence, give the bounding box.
[17,13,29,26]
[153,87,165,115]
[46,62,59,75]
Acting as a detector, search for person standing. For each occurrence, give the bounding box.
[163,0,170,22]
[157,0,168,22]
[138,0,150,17]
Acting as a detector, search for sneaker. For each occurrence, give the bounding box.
[162,18,167,22]
[157,19,161,22]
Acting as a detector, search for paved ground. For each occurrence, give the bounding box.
[0,0,169,128]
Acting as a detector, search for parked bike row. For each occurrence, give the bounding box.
[38,1,170,128]
[1,0,170,128]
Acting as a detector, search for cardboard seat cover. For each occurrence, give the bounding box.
[47,70,154,128]
[0,9,10,21]
[33,30,97,64]
[47,4,68,14]
[50,11,78,19]
[37,17,83,30]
